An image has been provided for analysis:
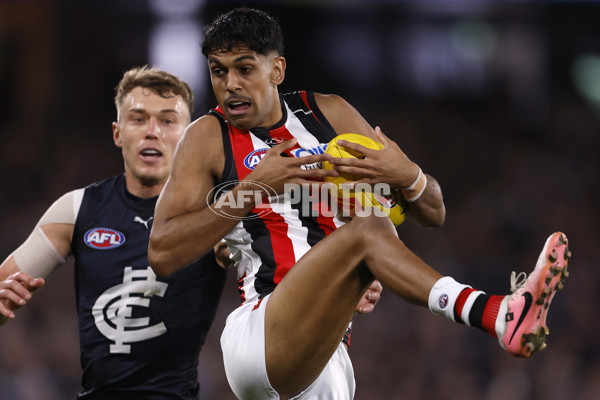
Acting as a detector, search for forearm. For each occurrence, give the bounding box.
[149,183,258,277]
[405,174,445,227]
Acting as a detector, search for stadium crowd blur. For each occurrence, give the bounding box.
[1,1,598,399]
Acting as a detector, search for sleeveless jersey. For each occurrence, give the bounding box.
[212,91,343,305]
[71,174,227,399]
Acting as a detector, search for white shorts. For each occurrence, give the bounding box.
[221,294,356,400]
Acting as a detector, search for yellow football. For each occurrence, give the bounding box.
[322,133,407,226]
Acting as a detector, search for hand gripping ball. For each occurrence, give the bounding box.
[322,133,407,226]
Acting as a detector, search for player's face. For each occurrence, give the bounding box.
[207,46,285,130]
[113,87,190,194]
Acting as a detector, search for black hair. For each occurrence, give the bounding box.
[201,8,284,57]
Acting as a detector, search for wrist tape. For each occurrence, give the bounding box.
[401,167,428,202]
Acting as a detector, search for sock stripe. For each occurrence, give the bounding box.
[461,290,485,326]
[432,277,505,341]
[453,288,476,323]
[481,295,504,338]
[469,293,490,330]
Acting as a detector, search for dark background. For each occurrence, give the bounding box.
[1,0,598,399]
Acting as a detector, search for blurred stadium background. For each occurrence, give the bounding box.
[1,0,599,399]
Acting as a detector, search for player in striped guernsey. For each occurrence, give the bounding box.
[149,7,570,400]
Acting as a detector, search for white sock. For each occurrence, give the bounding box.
[428,276,470,322]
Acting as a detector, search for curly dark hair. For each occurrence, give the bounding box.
[201,8,284,57]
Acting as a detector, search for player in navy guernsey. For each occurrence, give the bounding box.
[149,8,570,400]
[0,67,228,399]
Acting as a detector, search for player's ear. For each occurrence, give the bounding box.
[112,121,123,148]
[271,55,286,86]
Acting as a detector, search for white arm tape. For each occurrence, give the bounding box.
[12,189,84,278]
[12,227,66,278]
[34,189,84,228]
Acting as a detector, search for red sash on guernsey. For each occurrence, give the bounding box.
[211,91,340,303]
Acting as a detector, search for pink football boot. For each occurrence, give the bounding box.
[497,232,570,358]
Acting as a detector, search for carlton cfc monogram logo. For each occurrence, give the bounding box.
[92,267,168,353]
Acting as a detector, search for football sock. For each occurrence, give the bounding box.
[457,291,504,337]
[428,276,470,321]
[428,276,504,338]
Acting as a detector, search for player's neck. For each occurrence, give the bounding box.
[124,176,165,199]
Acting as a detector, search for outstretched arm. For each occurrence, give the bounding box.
[0,191,78,325]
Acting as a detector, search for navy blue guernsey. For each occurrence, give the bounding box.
[71,174,227,400]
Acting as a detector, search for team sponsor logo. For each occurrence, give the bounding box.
[243,148,268,170]
[289,143,327,158]
[438,294,449,309]
[292,144,328,171]
[84,228,126,249]
[243,144,328,170]
[92,266,168,354]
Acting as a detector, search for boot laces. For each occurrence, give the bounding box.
[510,271,528,293]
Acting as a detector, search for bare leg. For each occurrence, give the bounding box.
[265,214,442,396]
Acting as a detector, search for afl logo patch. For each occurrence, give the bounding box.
[84,228,126,249]
[438,294,449,309]
[244,148,268,170]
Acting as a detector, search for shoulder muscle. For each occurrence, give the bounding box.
[313,93,375,139]
[157,114,224,218]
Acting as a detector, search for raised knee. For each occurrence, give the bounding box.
[348,214,398,241]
